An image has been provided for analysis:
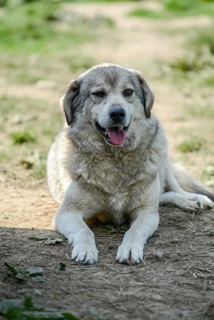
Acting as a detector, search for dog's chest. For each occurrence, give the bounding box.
[76,152,143,190]
[74,150,157,213]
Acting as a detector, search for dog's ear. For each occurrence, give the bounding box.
[60,79,80,125]
[135,72,155,119]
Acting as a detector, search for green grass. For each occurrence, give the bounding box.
[0,296,79,320]
[0,95,61,132]
[202,165,214,182]
[0,2,95,54]
[189,27,214,56]
[171,53,209,73]
[0,95,62,180]
[129,8,165,19]
[163,0,209,11]
[0,1,110,85]
[0,1,98,180]
[0,150,12,162]
[0,2,58,52]
[186,104,214,118]
[30,161,47,180]
[11,131,37,144]
[0,51,97,86]
[62,55,97,73]
[130,0,214,19]
[203,73,214,86]
[177,136,203,153]
[166,23,214,90]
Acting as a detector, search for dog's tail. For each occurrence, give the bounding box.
[172,165,214,202]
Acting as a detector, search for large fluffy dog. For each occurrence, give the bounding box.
[47,63,214,264]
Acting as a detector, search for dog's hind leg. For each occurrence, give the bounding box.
[160,191,203,212]
[162,160,214,210]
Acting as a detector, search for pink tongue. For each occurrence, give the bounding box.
[106,126,126,145]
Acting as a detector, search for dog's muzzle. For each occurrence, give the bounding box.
[95,107,130,146]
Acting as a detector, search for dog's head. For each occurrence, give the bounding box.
[60,63,154,148]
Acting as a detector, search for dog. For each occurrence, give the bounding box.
[47,63,214,265]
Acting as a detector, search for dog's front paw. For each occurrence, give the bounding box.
[69,230,98,264]
[71,242,98,264]
[116,241,144,265]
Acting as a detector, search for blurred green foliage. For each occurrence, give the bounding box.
[169,25,214,88]
[190,28,214,56]
[0,1,94,53]
[0,0,139,6]
[11,131,37,144]
[130,0,214,18]
[0,296,79,320]
[177,136,203,153]
[0,95,62,179]
[163,0,214,11]
[171,48,214,73]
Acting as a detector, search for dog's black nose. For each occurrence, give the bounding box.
[109,108,126,122]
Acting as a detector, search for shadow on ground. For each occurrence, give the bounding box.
[1,205,214,320]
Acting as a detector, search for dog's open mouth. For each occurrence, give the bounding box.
[95,122,129,146]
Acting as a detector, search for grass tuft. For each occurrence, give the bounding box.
[190,27,214,56]
[129,8,164,19]
[164,0,199,11]
[169,24,214,89]
[11,131,37,145]
[30,162,47,180]
[170,48,214,73]
[177,136,203,153]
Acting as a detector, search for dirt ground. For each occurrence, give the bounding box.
[1,2,214,320]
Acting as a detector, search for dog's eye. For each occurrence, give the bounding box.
[123,89,134,97]
[91,91,106,98]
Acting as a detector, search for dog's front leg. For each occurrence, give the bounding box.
[55,183,98,264]
[116,209,159,264]
[116,178,160,264]
[55,210,98,264]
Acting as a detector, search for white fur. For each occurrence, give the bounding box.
[47,64,214,265]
